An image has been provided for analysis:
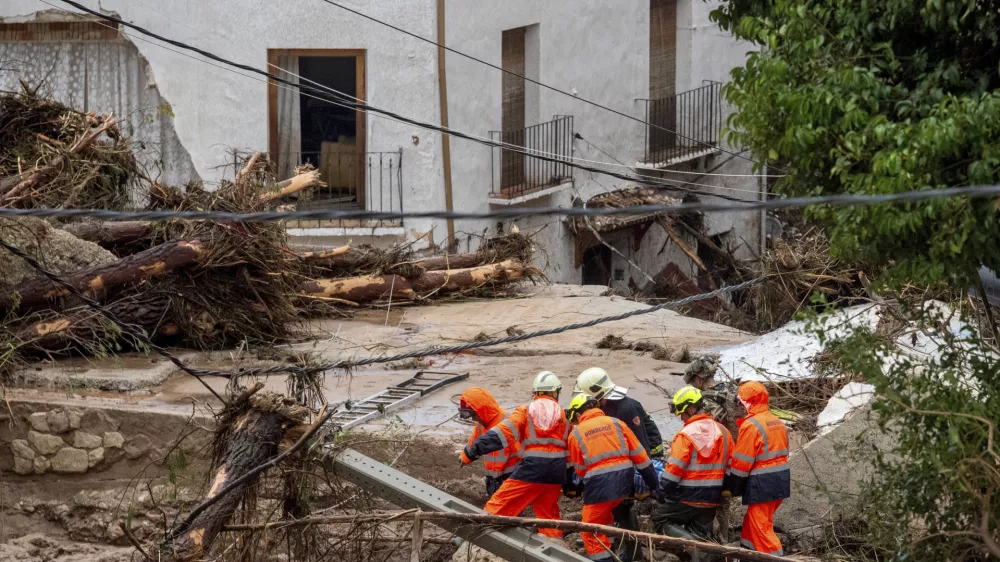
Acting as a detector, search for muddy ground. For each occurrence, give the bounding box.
[0,284,753,560]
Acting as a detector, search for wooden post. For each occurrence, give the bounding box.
[436,0,457,252]
[410,513,423,562]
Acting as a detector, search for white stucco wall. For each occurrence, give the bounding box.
[2,1,759,281]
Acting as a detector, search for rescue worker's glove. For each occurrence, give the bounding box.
[653,483,666,504]
[562,467,583,498]
[649,443,665,460]
[721,490,732,499]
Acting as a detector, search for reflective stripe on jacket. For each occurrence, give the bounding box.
[660,413,735,508]
[470,395,568,485]
[726,410,791,505]
[568,408,657,505]
[459,388,520,488]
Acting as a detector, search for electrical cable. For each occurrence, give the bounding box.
[311,0,763,168]
[175,278,761,378]
[51,0,748,202]
[5,184,1000,223]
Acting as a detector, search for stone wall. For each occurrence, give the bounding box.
[8,407,147,475]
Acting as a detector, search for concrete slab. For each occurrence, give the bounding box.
[17,354,198,393]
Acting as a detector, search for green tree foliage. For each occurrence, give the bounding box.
[830,306,1000,561]
[712,0,1000,288]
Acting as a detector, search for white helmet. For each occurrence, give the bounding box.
[532,371,562,393]
[575,368,615,400]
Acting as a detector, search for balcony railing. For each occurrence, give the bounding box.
[279,149,403,226]
[641,81,722,167]
[489,115,574,199]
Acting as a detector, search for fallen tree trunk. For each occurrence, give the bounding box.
[61,221,153,247]
[390,251,488,274]
[12,296,174,352]
[298,260,534,303]
[220,510,800,562]
[0,239,207,313]
[165,392,311,561]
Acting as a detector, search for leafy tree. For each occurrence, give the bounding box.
[712,0,1000,288]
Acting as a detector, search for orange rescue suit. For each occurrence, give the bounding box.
[567,408,658,560]
[726,382,790,556]
[466,394,568,538]
[458,388,519,496]
[660,412,735,508]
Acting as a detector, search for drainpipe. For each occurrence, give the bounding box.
[759,165,767,256]
[436,0,457,251]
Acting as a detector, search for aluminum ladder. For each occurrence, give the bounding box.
[329,370,469,430]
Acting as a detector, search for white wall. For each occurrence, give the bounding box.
[2,0,446,240]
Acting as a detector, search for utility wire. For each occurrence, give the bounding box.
[6,184,1000,223]
[312,0,761,168]
[0,237,228,402]
[176,279,761,378]
[52,0,747,202]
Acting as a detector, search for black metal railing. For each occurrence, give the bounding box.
[641,81,722,166]
[489,115,573,199]
[281,149,403,218]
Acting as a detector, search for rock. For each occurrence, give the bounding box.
[33,456,50,474]
[11,439,35,459]
[46,410,70,434]
[81,410,120,434]
[0,216,115,286]
[123,434,152,460]
[12,456,33,475]
[28,412,50,432]
[68,409,83,429]
[105,521,125,541]
[50,447,89,473]
[73,431,103,449]
[102,431,125,449]
[28,430,66,455]
[88,447,105,468]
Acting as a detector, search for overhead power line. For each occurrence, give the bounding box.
[312,0,761,168]
[4,184,1000,223]
[53,0,747,202]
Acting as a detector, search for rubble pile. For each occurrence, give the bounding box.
[0,89,541,369]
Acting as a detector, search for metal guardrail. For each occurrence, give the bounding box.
[641,82,722,167]
[489,116,574,199]
[329,448,588,562]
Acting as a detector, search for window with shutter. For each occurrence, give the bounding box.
[500,27,526,190]
[649,0,677,151]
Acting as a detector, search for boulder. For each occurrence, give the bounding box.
[73,431,103,449]
[775,404,895,543]
[123,434,152,460]
[0,217,115,287]
[33,456,50,474]
[50,447,89,473]
[28,412,49,432]
[88,447,105,468]
[102,431,125,449]
[10,439,34,459]
[12,456,33,475]
[46,410,70,434]
[28,430,65,455]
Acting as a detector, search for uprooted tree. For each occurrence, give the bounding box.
[713,0,1000,558]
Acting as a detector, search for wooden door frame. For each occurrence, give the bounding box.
[267,48,367,208]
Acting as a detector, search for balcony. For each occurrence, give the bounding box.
[282,149,404,234]
[489,115,574,204]
[639,82,723,168]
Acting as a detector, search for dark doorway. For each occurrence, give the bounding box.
[582,245,612,286]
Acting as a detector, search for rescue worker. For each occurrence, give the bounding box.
[463,371,568,540]
[457,387,520,498]
[725,381,790,556]
[574,367,663,561]
[684,356,738,434]
[684,355,738,541]
[652,386,735,562]
[566,394,659,561]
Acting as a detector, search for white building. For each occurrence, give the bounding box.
[1,0,761,291]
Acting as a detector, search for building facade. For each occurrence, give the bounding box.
[1,0,760,290]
